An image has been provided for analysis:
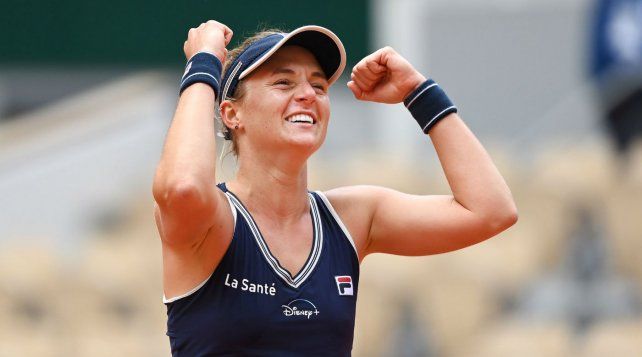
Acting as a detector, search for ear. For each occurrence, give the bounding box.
[220,100,241,129]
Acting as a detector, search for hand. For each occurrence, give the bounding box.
[183,20,233,63]
[347,47,427,104]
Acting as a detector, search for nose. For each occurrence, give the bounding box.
[294,82,317,103]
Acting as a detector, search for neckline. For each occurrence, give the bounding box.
[224,189,323,289]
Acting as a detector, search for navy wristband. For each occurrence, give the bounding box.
[179,52,222,96]
[404,79,457,133]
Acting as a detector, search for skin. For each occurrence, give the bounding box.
[153,21,518,299]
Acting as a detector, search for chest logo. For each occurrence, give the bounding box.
[282,299,320,319]
[224,273,277,296]
[335,276,353,296]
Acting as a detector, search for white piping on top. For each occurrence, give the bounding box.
[224,191,323,289]
[163,274,212,304]
[314,191,358,258]
[224,193,238,226]
[161,192,238,304]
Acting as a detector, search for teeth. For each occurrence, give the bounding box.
[287,114,314,124]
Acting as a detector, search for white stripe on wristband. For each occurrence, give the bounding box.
[180,72,219,88]
[405,83,437,108]
[404,79,457,133]
[422,105,457,132]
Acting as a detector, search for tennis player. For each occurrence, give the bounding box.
[152,20,517,356]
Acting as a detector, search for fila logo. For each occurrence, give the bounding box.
[335,276,353,296]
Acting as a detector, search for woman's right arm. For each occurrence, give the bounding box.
[152,21,233,298]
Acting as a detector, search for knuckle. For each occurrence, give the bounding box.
[366,62,379,71]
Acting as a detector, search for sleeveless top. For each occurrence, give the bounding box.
[164,183,360,356]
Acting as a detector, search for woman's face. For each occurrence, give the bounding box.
[232,45,331,158]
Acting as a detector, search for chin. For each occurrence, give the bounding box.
[285,134,324,155]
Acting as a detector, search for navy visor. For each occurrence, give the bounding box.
[218,25,346,103]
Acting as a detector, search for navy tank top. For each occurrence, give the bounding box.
[164,183,360,356]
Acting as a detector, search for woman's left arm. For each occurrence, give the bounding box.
[338,47,518,257]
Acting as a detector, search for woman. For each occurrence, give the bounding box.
[153,20,517,356]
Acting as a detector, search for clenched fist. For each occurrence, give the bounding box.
[183,20,233,63]
[347,47,427,104]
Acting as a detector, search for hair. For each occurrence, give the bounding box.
[217,28,286,160]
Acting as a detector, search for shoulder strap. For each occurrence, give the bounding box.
[216,182,228,192]
[311,191,358,257]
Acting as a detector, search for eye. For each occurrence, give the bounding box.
[273,79,292,86]
[312,83,328,93]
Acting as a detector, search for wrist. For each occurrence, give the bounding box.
[404,78,457,134]
[187,48,225,63]
[179,52,222,97]
[404,73,428,100]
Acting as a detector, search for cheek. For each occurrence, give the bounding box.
[319,97,331,120]
[242,93,288,128]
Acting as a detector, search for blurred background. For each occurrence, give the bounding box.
[2,0,642,355]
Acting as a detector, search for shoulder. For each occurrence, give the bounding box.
[318,185,391,261]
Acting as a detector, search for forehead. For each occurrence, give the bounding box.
[255,45,325,76]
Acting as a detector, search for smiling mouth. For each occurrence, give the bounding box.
[285,114,316,124]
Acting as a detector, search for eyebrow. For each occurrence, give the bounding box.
[272,67,327,80]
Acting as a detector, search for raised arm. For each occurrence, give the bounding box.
[152,21,234,298]
[334,47,517,258]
